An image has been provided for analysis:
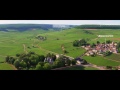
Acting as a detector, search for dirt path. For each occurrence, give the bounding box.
[91,37,99,41]
[23,44,28,54]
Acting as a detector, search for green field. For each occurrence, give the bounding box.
[1,28,120,69]
[106,54,120,62]
[83,56,120,66]
[62,66,99,70]
[0,63,14,70]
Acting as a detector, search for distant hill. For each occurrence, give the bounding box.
[0,24,76,32]
[75,25,120,29]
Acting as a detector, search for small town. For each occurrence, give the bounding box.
[82,41,118,56]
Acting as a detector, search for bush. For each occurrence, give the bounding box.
[71,59,76,65]
[43,63,52,70]
[106,66,112,69]
[66,59,71,66]
[14,60,20,69]
[35,64,43,70]
[16,54,20,57]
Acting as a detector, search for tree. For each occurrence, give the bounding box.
[14,60,20,69]
[97,41,100,44]
[71,59,76,65]
[38,62,45,67]
[52,62,57,69]
[19,53,27,60]
[55,59,65,68]
[16,54,20,57]
[66,59,71,66]
[118,48,120,53]
[117,42,120,53]
[30,59,37,66]
[43,63,52,70]
[73,40,79,47]
[63,50,68,54]
[9,57,15,64]
[20,61,27,68]
[106,40,112,44]
[46,53,51,57]
[51,54,56,61]
[23,57,29,63]
[103,51,112,56]
[38,55,45,62]
[8,57,15,64]
[35,64,43,70]
[5,56,10,62]
[91,43,96,48]
[29,51,35,55]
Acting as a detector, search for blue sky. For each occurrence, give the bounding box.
[0,20,120,25]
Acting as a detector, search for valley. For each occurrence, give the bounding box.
[1,27,120,70]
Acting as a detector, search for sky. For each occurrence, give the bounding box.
[0,20,120,25]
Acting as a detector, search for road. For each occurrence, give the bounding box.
[23,44,28,54]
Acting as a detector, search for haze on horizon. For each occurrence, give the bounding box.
[0,20,120,25]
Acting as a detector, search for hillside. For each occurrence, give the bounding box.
[75,25,120,29]
[0,24,75,32]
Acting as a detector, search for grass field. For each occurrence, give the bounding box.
[0,63,14,70]
[105,54,120,62]
[1,28,120,69]
[62,66,99,70]
[83,56,120,66]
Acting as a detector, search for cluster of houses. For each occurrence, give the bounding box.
[82,41,118,56]
[44,57,54,64]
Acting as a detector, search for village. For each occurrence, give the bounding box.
[82,41,118,56]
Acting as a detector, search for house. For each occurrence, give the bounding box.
[56,54,60,59]
[85,53,90,56]
[76,59,87,65]
[44,57,53,63]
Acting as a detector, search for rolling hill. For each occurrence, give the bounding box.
[0,24,76,32]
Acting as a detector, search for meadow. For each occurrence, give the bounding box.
[1,28,120,69]
[0,63,14,70]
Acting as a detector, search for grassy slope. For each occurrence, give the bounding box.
[0,63,14,70]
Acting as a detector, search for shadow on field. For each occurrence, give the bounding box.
[61,66,86,70]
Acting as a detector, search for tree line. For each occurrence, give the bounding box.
[75,25,120,29]
[5,51,76,70]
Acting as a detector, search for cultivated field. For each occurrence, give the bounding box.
[1,28,120,69]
